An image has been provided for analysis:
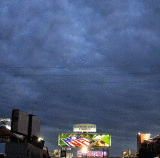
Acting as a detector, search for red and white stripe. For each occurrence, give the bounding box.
[70,138,91,147]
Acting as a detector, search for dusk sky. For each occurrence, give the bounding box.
[0,0,160,156]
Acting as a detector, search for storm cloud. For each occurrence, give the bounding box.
[0,0,160,156]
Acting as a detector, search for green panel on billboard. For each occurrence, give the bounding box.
[58,133,111,148]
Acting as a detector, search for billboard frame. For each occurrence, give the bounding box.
[58,133,111,149]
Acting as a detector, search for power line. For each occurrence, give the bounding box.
[0,73,160,76]
[0,80,159,85]
[0,65,159,69]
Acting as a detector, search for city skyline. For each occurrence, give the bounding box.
[0,0,160,156]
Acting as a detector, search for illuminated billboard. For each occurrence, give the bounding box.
[73,124,96,133]
[58,133,111,148]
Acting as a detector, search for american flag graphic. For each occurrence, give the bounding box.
[61,136,92,147]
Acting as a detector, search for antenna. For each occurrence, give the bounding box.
[32,102,37,114]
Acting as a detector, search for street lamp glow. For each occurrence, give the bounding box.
[38,137,43,142]
[5,125,11,130]
[81,147,88,154]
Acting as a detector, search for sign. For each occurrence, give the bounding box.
[58,133,111,148]
[73,124,96,133]
[77,151,107,157]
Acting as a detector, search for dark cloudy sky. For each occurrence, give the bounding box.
[0,0,160,156]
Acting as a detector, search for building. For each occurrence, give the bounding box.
[138,134,160,158]
[0,109,51,158]
[137,133,150,151]
[5,142,43,158]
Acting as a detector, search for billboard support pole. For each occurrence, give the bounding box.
[61,147,66,158]
[107,148,109,158]
[103,148,104,158]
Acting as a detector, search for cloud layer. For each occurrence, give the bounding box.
[0,0,160,156]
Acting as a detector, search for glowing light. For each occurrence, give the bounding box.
[5,125,11,130]
[1,118,10,122]
[0,118,11,124]
[38,137,43,142]
[81,147,88,154]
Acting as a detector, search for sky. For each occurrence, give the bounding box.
[0,0,160,156]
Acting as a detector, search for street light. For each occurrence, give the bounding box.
[38,137,43,142]
[5,125,11,130]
